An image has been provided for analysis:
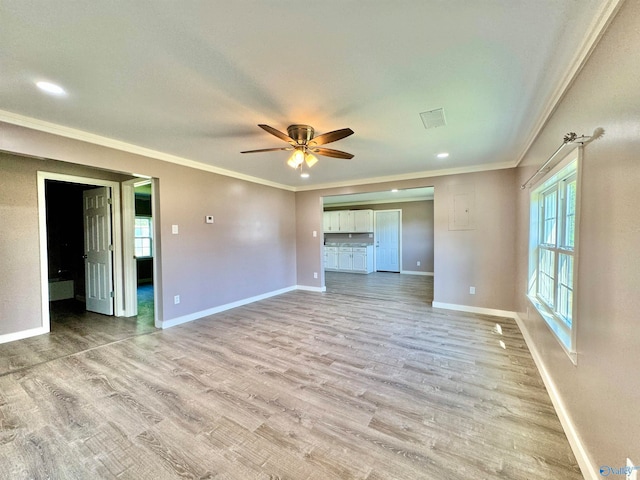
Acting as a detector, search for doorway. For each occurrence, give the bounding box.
[34,171,161,335]
[123,179,156,321]
[38,172,125,331]
[321,187,434,303]
[44,180,117,317]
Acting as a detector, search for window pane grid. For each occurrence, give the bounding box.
[538,248,556,307]
[563,180,577,248]
[542,189,557,245]
[135,217,153,257]
[557,253,573,327]
[528,158,578,357]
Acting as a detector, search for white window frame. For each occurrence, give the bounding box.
[527,148,581,364]
[134,216,153,258]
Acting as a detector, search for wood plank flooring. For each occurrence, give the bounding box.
[0,275,582,479]
[0,286,155,376]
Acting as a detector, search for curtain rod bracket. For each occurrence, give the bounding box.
[520,128,604,190]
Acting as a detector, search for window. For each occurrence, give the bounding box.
[135,217,153,258]
[528,152,580,362]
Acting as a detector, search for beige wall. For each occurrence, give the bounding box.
[514,0,640,473]
[0,125,297,336]
[296,167,517,312]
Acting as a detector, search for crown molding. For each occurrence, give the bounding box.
[1,110,516,194]
[293,161,515,192]
[0,110,295,192]
[514,0,625,167]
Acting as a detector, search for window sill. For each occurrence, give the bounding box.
[527,295,577,365]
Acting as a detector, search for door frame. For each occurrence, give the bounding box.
[374,209,402,272]
[37,172,124,333]
[122,177,157,320]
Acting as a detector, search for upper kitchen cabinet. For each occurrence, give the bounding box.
[323,209,373,233]
[323,211,341,232]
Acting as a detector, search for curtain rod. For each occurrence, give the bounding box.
[520,128,604,190]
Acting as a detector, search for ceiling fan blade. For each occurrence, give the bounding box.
[311,147,354,159]
[308,128,354,147]
[258,124,296,145]
[240,147,292,154]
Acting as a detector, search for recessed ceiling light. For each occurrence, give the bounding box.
[36,81,66,96]
[391,189,398,192]
[437,152,449,159]
[300,172,310,179]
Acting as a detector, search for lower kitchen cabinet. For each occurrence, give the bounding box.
[324,247,338,270]
[324,245,373,274]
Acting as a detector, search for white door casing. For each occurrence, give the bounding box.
[83,187,114,315]
[121,180,138,317]
[375,210,401,272]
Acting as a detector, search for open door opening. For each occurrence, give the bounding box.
[321,187,434,304]
[133,181,155,322]
[45,180,115,317]
[38,171,156,338]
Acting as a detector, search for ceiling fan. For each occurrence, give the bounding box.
[241,124,354,170]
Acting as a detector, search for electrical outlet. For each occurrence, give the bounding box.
[313,272,318,279]
[469,286,476,295]
[174,295,180,304]
[172,224,179,234]
[417,261,421,266]
[205,216,214,224]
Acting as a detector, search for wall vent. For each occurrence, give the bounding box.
[420,108,447,129]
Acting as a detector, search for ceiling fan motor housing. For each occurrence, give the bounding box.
[287,124,314,144]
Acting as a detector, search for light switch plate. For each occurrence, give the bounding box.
[172,224,179,234]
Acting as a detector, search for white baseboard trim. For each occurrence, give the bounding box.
[513,314,595,480]
[431,301,516,319]
[0,325,50,345]
[401,270,434,276]
[296,285,326,292]
[160,284,327,329]
[161,285,298,329]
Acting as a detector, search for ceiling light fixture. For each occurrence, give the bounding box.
[437,152,449,159]
[300,172,310,179]
[242,124,354,170]
[287,146,319,170]
[391,189,399,193]
[35,81,66,96]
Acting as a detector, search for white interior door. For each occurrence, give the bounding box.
[83,187,114,315]
[375,210,401,272]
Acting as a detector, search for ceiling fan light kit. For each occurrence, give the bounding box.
[241,123,354,171]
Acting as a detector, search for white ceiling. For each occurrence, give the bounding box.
[0,1,621,190]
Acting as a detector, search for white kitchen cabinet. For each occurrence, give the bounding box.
[325,245,373,274]
[324,246,339,270]
[353,210,373,232]
[338,247,353,270]
[352,246,374,273]
[323,209,373,233]
[338,211,354,232]
[323,211,341,232]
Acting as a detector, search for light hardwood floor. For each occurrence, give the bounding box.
[0,275,581,479]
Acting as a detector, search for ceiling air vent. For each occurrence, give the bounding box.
[420,108,446,129]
